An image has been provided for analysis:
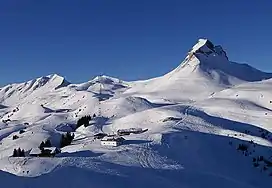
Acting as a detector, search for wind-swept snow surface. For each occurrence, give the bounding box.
[0,39,272,188]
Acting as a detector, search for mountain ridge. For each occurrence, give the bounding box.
[0,38,272,188]
[1,39,271,91]
[2,38,271,104]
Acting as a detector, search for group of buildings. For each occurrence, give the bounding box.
[27,128,147,158]
[96,128,148,147]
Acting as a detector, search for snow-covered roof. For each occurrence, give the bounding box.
[43,147,57,150]
[29,148,41,155]
[117,128,142,132]
[43,147,58,154]
[29,147,58,155]
[101,136,124,142]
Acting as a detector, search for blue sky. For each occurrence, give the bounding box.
[0,0,271,85]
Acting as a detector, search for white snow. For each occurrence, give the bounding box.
[29,148,41,155]
[0,38,272,188]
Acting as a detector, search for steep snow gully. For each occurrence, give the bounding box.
[0,39,272,188]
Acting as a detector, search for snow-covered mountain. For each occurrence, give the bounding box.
[0,74,70,105]
[125,39,272,101]
[0,39,272,188]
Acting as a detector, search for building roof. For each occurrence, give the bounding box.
[117,128,143,133]
[29,147,58,155]
[94,133,107,136]
[43,147,58,154]
[29,148,41,155]
[101,136,125,142]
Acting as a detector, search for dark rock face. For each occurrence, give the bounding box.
[214,45,228,60]
[194,39,228,60]
[205,40,215,50]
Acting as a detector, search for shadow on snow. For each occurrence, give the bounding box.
[184,107,272,142]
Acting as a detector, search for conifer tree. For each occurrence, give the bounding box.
[45,139,52,147]
[18,148,22,157]
[39,141,45,149]
[21,149,25,157]
[13,149,17,157]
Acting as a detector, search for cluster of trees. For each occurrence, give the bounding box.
[39,139,52,149]
[252,156,270,172]
[12,148,25,157]
[237,144,248,151]
[60,132,75,148]
[39,148,59,157]
[13,135,19,140]
[234,141,272,175]
[237,143,251,156]
[2,119,11,123]
[76,114,96,128]
[256,159,272,175]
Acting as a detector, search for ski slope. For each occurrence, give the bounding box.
[0,39,272,188]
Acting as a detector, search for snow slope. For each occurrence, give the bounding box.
[0,39,272,188]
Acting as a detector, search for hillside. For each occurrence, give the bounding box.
[0,39,272,188]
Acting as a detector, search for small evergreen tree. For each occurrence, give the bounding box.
[21,149,25,157]
[60,132,75,148]
[76,115,92,128]
[237,144,248,151]
[13,149,17,157]
[39,141,45,149]
[45,139,52,147]
[66,132,73,145]
[17,148,22,157]
[13,135,19,140]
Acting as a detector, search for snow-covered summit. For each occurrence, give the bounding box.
[188,38,228,60]
[71,75,128,96]
[91,75,123,84]
[45,73,70,89]
[125,38,272,101]
[0,74,70,105]
[173,38,272,83]
[1,73,70,92]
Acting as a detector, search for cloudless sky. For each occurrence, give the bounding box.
[0,0,271,85]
